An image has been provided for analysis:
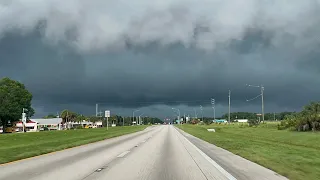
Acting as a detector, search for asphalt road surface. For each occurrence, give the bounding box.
[0,125,288,180]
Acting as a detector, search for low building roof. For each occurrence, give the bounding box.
[30,118,63,125]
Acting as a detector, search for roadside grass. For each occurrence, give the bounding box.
[0,126,147,164]
[177,123,320,180]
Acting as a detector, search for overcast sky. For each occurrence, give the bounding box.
[1,0,320,119]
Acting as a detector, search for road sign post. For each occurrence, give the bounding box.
[22,108,28,133]
[105,110,110,130]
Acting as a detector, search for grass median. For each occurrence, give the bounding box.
[177,123,320,180]
[0,125,148,164]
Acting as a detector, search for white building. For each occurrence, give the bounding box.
[14,118,104,132]
[16,118,63,132]
[35,118,63,130]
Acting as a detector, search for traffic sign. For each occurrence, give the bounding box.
[105,110,110,118]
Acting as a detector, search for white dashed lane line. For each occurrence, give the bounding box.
[117,151,131,158]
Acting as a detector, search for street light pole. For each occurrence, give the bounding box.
[132,109,140,125]
[178,109,180,124]
[138,113,144,125]
[200,105,203,122]
[22,108,27,133]
[172,108,180,124]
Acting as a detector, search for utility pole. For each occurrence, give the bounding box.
[67,111,68,129]
[96,104,98,117]
[211,98,216,121]
[228,90,231,123]
[261,86,265,122]
[200,105,203,122]
[246,84,265,123]
[133,109,140,125]
[107,117,108,130]
[22,108,25,133]
[172,108,180,124]
[123,117,125,126]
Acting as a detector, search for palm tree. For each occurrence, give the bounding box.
[60,110,77,129]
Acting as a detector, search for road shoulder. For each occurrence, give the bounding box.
[175,126,288,180]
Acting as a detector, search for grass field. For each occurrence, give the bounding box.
[177,123,320,180]
[0,126,147,164]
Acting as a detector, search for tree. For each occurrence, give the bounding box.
[0,77,35,131]
[75,114,86,123]
[278,102,320,131]
[43,114,57,119]
[87,116,101,123]
[60,110,77,123]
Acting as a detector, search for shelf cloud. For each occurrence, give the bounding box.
[1,0,320,117]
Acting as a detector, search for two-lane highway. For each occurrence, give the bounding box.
[0,125,288,180]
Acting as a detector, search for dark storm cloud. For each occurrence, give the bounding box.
[1,0,320,117]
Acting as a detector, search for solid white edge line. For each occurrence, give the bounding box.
[117,151,130,158]
[174,127,237,180]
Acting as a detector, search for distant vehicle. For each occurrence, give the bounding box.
[214,119,228,123]
[4,127,14,133]
[236,119,248,123]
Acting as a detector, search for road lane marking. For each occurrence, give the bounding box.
[174,127,237,180]
[117,151,130,158]
[95,168,104,172]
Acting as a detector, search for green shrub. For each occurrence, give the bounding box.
[76,126,84,129]
[277,124,287,130]
[248,119,259,127]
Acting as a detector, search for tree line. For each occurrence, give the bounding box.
[43,110,163,126]
[220,111,296,121]
[181,111,295,125]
